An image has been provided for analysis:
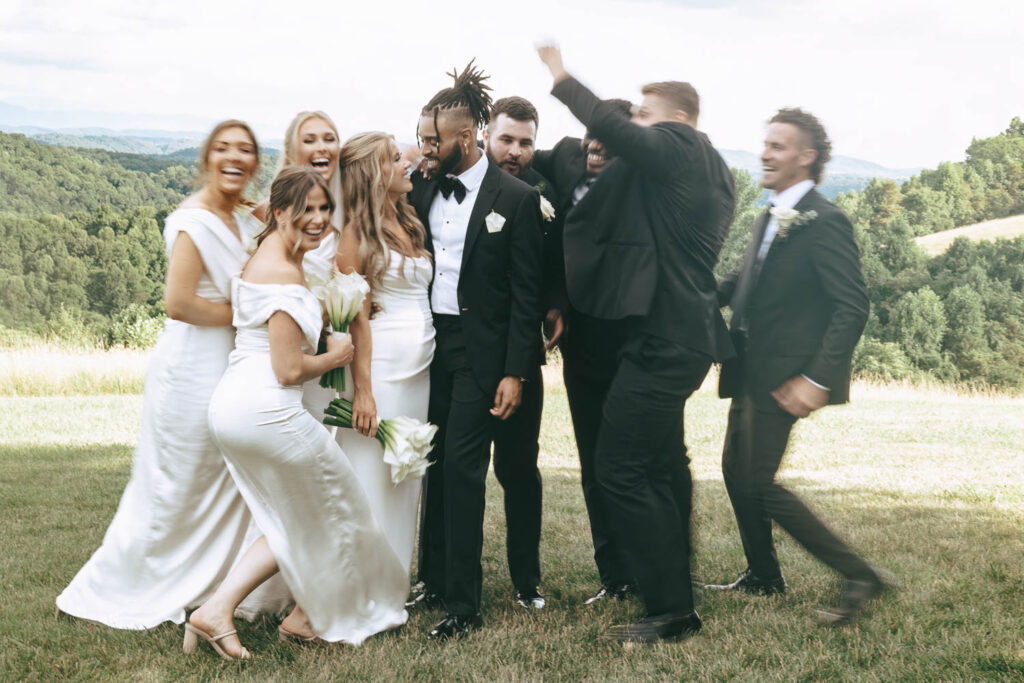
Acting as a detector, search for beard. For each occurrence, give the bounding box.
[433,143,463,179]
[486,147,530,179]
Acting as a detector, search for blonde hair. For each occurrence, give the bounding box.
[338,132,430,286]
[280,111,343,229]
[197,119,260,207]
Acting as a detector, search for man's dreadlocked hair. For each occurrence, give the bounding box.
[421,60,493,136]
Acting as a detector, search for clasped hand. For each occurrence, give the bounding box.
[771,375,828,418]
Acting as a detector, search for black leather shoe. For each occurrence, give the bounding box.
[705,569,786,596]
[427,614,483,640]
[515,588,546,610]
[816,568,894,627]
[405,582,445,610]
[604,610,702,644]
[583,583,634,606]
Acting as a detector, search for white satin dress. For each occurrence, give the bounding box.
[207,278,409,644]
[336,251,435,574]
[56,208,261,629]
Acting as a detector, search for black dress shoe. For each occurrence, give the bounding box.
[604,610,702,644]
[514,588,546,610]
[405,582,445,610]
[816,568,894,627]
[705,569,786,596]
[427,614,483,640]
[583,583,634,606]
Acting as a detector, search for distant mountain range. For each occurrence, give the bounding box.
[0,119,921,198]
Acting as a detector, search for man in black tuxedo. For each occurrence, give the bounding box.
[530,99,642,605]
[406,63,544,640]
[708,108,887,626]
[537,46,736,643]
[476,95,554,610]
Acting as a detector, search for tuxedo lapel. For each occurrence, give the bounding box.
[412,177,438,254]
[460,161,502,274]
[763,188,821,264]
[728,210,771,331]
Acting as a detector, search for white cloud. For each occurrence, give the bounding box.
[0,0,1021,167]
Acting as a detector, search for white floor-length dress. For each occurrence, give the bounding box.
[208,278,409,644]
[56,208,260,629]
[336,251,435,574]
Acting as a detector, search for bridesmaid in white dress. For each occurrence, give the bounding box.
[268,111,345,418]
[189,167,408,659]
[55,121,263,628]
[335,132,435,574]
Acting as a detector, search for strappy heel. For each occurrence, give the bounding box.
[183,622,251,661]
[278,625,325,645]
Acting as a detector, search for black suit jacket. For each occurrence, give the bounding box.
[410,160,545,395]
[718,188,869,411]
[532,138,587,312]
[551,77,736,361]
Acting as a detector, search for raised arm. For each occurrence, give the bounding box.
[537,45,689,176]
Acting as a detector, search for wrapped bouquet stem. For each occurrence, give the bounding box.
[323,398,438,484]
[311,270,370,393]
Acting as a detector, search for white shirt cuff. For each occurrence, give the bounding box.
[802,374,830,392]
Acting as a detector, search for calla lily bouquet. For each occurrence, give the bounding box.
[323,398,438,484]
[311,269,370,392]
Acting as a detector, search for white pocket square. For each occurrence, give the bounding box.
[485,211,506,233]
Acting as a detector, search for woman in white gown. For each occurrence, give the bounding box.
[188,167,408,659]
[55,121,263,628]
[335,132,435,574]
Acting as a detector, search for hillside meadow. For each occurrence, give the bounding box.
[1,347,1022,680]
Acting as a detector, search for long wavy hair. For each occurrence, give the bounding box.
[338,132,430,286]
[256,166,335,251]
[196,119,260,207]
[279,110,343,228]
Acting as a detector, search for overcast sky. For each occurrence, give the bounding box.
[1,0,1021,168]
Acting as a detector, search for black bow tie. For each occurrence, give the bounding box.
[438,174,467,203]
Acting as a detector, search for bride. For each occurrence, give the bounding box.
[188,166,408,659]
[334,132,435,574]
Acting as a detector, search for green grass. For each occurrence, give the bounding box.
[2,377,1023,680]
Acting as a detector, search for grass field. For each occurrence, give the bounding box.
[915,213,1024,256]
[2,354,1023,680]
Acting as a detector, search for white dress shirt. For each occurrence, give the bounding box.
[429,153,489,315]
[757,178,814,262]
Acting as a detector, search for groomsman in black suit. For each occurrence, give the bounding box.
[476,95,552,610]
[537,46,736,643]
[406,63,544,640]
[530,99,642,605]
[709,108,888,625]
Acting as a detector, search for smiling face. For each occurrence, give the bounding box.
[385,140,413,197]
[276,184,331,254]
[295,116,340,182]
[483,113,536,179]
[761,122,816,192]
[204,126,258,195]
[417,113,468,179]
[584,137,612,175]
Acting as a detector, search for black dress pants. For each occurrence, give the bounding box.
[561,308,631,588]
[492,363,543,594]
[594,331,710,617]
[417,315,541,616]
[721,391,875,582]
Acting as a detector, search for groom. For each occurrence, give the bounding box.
[409,62,545,640]
[709,108,887,626]
[537,46,736,643]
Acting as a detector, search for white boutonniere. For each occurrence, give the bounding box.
[770,207,818,240]
[485,210,506,233]
[538,195,556,222]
